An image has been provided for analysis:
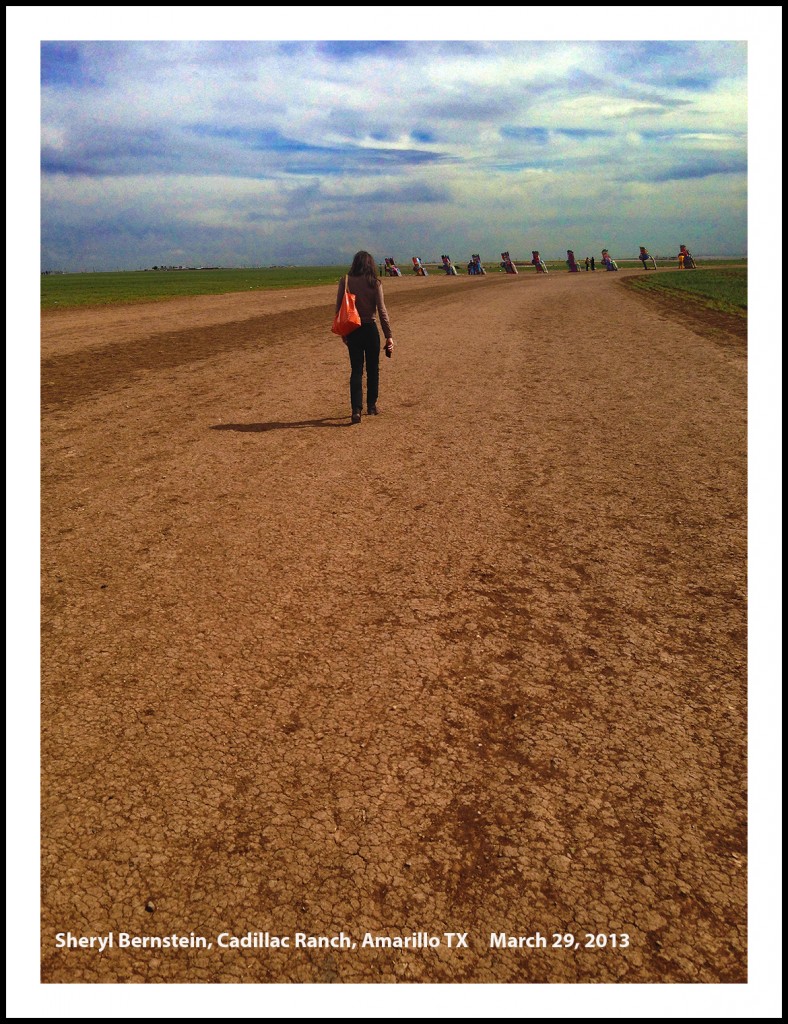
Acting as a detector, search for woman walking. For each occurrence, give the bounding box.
[336,251,395,424]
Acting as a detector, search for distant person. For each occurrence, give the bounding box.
[585,256,590,271]
[590,256,595,271]
[335,251,395,424]
[678,251,685,270]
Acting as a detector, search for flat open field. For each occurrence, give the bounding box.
[40,260,746,310]
[41,268,747,984]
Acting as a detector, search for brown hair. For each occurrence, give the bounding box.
[350,250,379,288]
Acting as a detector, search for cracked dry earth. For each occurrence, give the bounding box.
[41,269,747,984]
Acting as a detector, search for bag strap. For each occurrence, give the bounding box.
[343,275,348,294]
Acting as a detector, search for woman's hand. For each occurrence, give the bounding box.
[385,338,394,353]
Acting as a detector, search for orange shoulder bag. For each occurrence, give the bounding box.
[332,275,362,338]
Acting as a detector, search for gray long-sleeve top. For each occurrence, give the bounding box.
[335,275,393,339]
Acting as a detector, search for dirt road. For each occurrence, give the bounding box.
[40,269,747,983]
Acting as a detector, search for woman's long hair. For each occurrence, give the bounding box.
[349,250,379,288]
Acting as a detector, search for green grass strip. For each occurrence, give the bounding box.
[41,266,351,310]
[625,268,747,317]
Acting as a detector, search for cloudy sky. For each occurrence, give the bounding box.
[38,32,751,270]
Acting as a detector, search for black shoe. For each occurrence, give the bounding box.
[367,404,380,415]
[351,409,362,424]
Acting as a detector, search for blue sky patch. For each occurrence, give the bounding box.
[501,127,550,145]
[41,42,89,87]
[556,128,613,139]
[319,41,409,61]
[648,156,748,182]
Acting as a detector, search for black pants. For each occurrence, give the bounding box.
[346,322,380,411]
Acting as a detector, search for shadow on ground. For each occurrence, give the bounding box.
[211,418,350,432]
